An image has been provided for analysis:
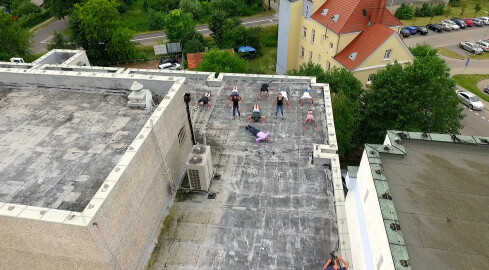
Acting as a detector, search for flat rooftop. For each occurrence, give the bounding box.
[380,139,489,269]
[0,86,151,211]
[150,79,339,269]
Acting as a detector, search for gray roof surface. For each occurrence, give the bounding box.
[149,79,339,270]
[380,138,489,270]
[0,87,151,211]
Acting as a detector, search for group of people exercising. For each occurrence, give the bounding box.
[198,83,317,144]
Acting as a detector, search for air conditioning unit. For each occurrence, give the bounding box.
[186,145,213,191]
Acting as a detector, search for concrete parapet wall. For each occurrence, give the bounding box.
[39,64,125,74]
[126,68,214,80]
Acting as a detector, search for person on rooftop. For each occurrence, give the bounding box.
[303,109,317,130]
[246,125,270,145]
[275,92,286,120]
[259,82,270,100]
[299,89,314,106]
[248,104,266,124]
[198,92,211,108]
[230,92,241,120]
[279,89,290,108]
[323,255,349,270]
[227,85,239,102]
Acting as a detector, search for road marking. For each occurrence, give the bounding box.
[483,117,486,120]
[475,112,479,115]
[40,35,53,44]
[131,35,166,42]
[242,18,277,25]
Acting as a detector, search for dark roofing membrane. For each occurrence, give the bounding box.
[367,131,489,270]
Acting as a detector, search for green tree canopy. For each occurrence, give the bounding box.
[361,56,463,143]
[44,0,81,19]
[46,30,76,50]
[209,10,228,47]
[164,9,196,43]
[69,0,140,65]
[197,49,246,76]
[179,0,203,21]
[11,0,39,17]
[409,44,438,58]
[0,12,32,61]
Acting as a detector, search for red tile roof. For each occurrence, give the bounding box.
[311,0,402,34]
[334,23,395,70]
[187,52,204,69]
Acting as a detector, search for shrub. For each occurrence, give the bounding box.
[197,48,247,76]
[148,9,165,30]
[394,4,414,20]
[18,10,51,28]
[179,0,203,21]
[414,3,433,17]
[433,3,445,16]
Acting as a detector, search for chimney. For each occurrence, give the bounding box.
[370,0,388,25]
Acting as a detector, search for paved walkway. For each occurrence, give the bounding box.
[477,79,489,92]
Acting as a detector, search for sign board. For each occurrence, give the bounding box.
[167,42,182,53]
[153,44,167,55]
[465,58,470,67]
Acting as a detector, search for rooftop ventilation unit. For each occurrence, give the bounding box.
[127,81,154,111]
[321,9,329,16]
[186,145,213,191]
[348,52,358,61]
[331,14,340,22]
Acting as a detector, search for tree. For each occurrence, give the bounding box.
[148,9,165,31]
[143,0,179,13]
[46,30,76,50]
[197,49,246,76]
[0,12,32,61]
[69,0,139,65]
[44,0,81,19]
[361,55,463,143]
[409,44,438,58]
[164,9,196,43]
[394,4,414,20]
[11,0,39,17]
[333,92,360,157]
[475,3,482,14]
[179,0,203,22]
[459,3,466,16]
[185,36,205,53]
[209,10,228,47]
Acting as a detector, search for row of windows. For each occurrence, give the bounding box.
[300,46,331,70]
[303,27,334,50]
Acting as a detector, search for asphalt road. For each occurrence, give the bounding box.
[32,18,69,53]
[131,14,279,45]
[461,104,489,137]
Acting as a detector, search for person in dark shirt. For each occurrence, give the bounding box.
[198,92,211,108]
[323,255,349,270]
[259,83,269,100]
[275,92,285,119]
[231,94,241,120]
[248,104,266,124]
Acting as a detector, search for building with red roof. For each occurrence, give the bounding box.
[276,0,414,86]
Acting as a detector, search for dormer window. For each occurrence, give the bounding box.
[363,9,367,17]
[348,52,358,61]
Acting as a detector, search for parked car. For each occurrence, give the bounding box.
[475,41,489,52]
[463,18,473,27]
[416,26,428,35]
[450,18,467,28]
[472,18,485,27]
[480,17,489,25]
[426,24,444,32]
[459,41,484,54]
[158,58,182,70]
[456,90,485,110]
[400,28,411,37]
[484,85,489,94]
[442,20,458,30]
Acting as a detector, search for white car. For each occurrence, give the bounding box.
[440,22,453,30]
[459,41,484,54]
[456,90,485,110]
[475,41,489,52]
[442,20,460,30]
[479,17,489,25]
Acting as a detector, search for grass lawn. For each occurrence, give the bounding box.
[400,0,489,26]
[438,47,464,59]
[246,46,277,74]
[469,52,489,60]
[120,0,149,33]
[452,74,489,101]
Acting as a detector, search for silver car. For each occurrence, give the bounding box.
[459,41,484,54]
[442,20,460,30]
[456,90,485,110]
[475,41,489,52]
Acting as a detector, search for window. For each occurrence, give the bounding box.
[329,42,334,50]
[326,61,331,70]
[309,51,313,61]
[305,6,309,17]
[303,27,307,38]
[367,74,373,84]
[318,54,321,63]
[311,29,316,43]
[300,46,305,58]
[362,9,367,17]
[384,49,392,60]
[178,126,187,145]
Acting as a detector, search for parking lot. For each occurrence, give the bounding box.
[403,25,489,49]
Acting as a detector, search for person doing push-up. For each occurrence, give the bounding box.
[248,104,266,124]
[198,92,211,108]
[246,125,270,145]
[299,89,314,106]
[303,110,317,130]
